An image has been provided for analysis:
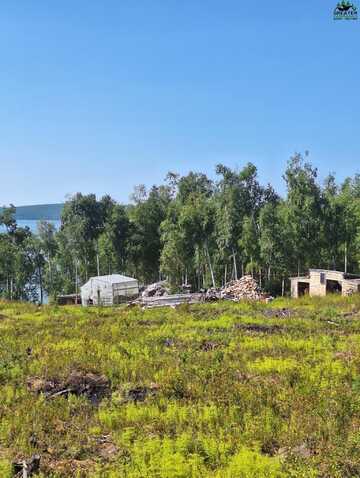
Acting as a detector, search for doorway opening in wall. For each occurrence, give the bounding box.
[326,280,342,294]
[298,282,310,296]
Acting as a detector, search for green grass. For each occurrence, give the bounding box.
[1,295,360,476]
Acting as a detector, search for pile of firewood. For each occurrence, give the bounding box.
[220,275,265,301]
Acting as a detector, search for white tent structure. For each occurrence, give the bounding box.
[80,274,139,306]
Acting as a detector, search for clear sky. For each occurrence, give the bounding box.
[1,1,359,205]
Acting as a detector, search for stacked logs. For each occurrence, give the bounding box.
[220,275,265,301]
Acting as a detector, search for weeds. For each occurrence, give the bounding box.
[1,295,360,476]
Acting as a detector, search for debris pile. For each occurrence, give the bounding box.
[205,287,221,301]
[123,383,160,403]
[27,371,110,404]
[220,275,265,301]
[133,292,204,309]
[200,341,221,352]
[141,281,170,298]
[263,308,292,319]
[134,276,265,308]
[12,455,40,477]
[96,435,119,461]
[181,283,192,294]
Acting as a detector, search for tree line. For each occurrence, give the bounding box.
[1,153,360,302]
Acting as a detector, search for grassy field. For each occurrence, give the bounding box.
[1,296,360,477]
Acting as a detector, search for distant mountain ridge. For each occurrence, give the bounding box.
[1,203,64,220]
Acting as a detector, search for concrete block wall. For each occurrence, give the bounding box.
[309,271,326,297]
[343,281,360,296]
[291,270,360,298]
[291,280,298,298]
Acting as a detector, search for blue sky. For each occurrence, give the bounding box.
[1,1,359,205]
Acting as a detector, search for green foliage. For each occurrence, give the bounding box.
[216,448,285,477]
[0,459,12,478]
[1,297,360,476]
[2,154,360,300]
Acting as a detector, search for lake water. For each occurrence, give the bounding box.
[0,219,61,233]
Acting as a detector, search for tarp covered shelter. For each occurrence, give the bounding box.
[81,274,139,306]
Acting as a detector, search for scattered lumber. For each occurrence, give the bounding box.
[205,287,220,301]
[133,293,204,309]
[135,275,265,308]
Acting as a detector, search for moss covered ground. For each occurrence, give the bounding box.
[1,296,360,477]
